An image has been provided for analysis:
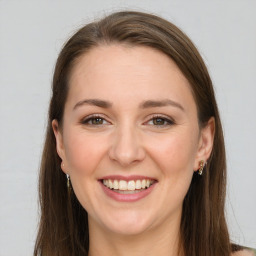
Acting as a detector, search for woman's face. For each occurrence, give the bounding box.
[53,45,214,236]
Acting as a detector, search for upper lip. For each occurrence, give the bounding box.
[99,175,157,182]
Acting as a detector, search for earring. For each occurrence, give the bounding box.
[66,174,71,190]
[198,160,205,175]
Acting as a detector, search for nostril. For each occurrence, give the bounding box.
[108,132,146,166]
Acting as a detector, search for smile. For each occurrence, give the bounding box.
[99,176,157,202]
[102,179,155,194]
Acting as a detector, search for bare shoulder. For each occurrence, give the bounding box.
[231,248,256,256]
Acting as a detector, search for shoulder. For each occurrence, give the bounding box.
[231,248,256,256]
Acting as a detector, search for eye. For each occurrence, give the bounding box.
[81,115,110,126]
[146,115,174,127]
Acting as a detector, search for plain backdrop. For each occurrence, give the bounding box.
[0,1,255,255]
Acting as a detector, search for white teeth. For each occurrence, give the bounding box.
[109,180,113,189]
[119,180,127,190]
[102,179,154,191]
[113,180,119,189]
[135,180,141,189]
[141,179,146,189]
[127,180,136,190]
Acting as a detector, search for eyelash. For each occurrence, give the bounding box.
[81,114,109,126]
[80,114,174,127]
[146,115,175,127]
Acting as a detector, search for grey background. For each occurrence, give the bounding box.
[0,1,255,255]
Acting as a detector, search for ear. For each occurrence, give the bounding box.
[193,117,215,171]
[52,119,66,173]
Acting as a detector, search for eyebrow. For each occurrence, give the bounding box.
[139,99,184,111]
[73,98,184,111]
[73,99,112,110]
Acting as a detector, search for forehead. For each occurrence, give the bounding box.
[67,44,196,112]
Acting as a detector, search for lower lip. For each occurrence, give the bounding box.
[99,181,157,202]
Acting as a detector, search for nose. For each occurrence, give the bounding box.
[108,124,146,167]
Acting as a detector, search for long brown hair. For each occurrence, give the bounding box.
[34,11,231,256]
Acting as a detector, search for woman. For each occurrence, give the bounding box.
[34,11,255,256]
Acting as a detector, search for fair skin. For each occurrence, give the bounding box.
[53,44,216,256]
[233,251,255,256]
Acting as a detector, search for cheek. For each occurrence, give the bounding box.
[146,131,198,176]
[63,129,107,176]
[62,130,109,211]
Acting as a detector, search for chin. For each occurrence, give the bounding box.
[99,210,154,236]
[107,222,151,236]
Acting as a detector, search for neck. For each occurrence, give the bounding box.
[88,215,184,256]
